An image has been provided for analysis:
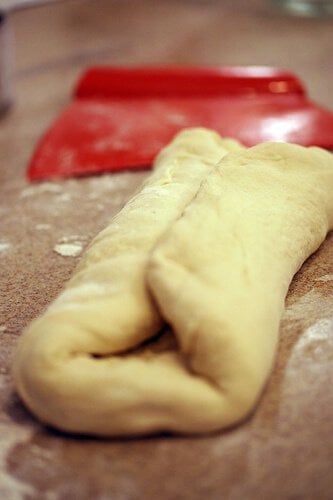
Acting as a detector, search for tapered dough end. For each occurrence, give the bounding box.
[154,127,245,170]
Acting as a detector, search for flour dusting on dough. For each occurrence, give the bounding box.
[49,283,120,312]
[53,242,83,257]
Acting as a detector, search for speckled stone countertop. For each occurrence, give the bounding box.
[1,1,333,498]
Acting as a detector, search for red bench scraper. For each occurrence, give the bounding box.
[27,66,333,180]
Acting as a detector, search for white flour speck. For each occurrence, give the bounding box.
[35,224,51,231]
[20,183,62,198]
[86,173,133,193]
[58,235,86,244]
[0,325,7,333]
[53,242,83,257]
[0,242,11,254]
[316,274,333,282]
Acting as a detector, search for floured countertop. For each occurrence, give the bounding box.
[1,1,333,499]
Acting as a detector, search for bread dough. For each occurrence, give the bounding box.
[14,136,333,436]
[147,142,333,432]
[13,128,243,436]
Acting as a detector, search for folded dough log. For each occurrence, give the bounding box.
[13,128,243,436]
[147,142,333,433]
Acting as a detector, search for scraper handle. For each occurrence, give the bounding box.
[74,66,305,99]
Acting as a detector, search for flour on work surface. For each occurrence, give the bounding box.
[85,172,135,192]
[316,274,333,282]
[58,235,86,243]
[281,287,333,393]
[56,193,72,203]
[283,317,333,393]
[53,234,87,257]
[0,242,11,254]
[35,224,51,231]
[20,183,62,198]
[53,242,83,257]
[283,289,333,322]
[0,422,36,500]
[293,318,333,351]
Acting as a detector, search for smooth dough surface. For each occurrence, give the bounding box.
[147,142,333,432]
[13,128,243,436]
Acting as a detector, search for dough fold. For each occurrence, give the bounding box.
[13,128,243,436]
[147,142,333,432]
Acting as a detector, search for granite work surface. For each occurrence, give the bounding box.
[1,1,333,499]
